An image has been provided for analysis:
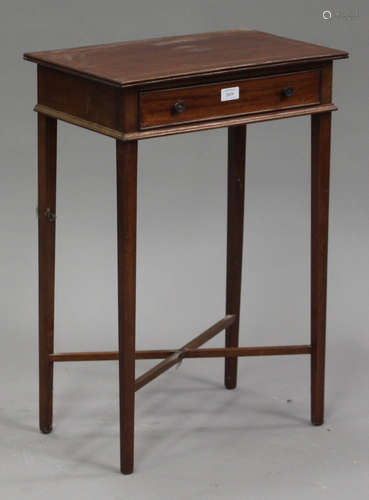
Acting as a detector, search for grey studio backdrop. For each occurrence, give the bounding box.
[0,1,368,499]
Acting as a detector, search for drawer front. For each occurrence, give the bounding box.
[139,70,320,129]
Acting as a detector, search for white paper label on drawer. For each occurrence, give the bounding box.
[221,86,239,102]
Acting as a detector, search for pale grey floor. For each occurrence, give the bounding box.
[1,337,368,499]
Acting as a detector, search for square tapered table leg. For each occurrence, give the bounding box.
[116,140,138,474]
[225,125,246,389]
[311,111,331,426]
[38,113,57,434]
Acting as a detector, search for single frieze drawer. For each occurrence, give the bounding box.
[139,70,321,129]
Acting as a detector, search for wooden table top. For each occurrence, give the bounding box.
[24,30,348,87]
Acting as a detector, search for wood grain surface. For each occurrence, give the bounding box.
[24,30,348,86]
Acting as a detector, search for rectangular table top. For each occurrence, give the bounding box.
[24,30,348,87]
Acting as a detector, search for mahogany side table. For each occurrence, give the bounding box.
[24,30,348,474]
